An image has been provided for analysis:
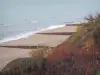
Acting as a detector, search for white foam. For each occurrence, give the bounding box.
[0,24,65,43]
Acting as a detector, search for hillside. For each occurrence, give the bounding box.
[47,13,100,75]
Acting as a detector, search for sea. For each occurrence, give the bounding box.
[0,24,65,43]
[0,0,93,43]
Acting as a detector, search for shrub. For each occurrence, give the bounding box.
[29,45,53,60]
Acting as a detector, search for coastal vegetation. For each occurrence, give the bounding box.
[0,13,100,75]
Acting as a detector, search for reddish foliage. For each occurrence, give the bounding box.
[47,42,72,62]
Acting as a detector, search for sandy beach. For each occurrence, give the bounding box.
[0,25,77,70]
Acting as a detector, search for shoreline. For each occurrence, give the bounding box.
[0,24,65,43]
[0,25,78,70]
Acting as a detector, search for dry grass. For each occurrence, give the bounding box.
[29,45,53,60]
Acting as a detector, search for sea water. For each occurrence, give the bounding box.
[0,24,65,43]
